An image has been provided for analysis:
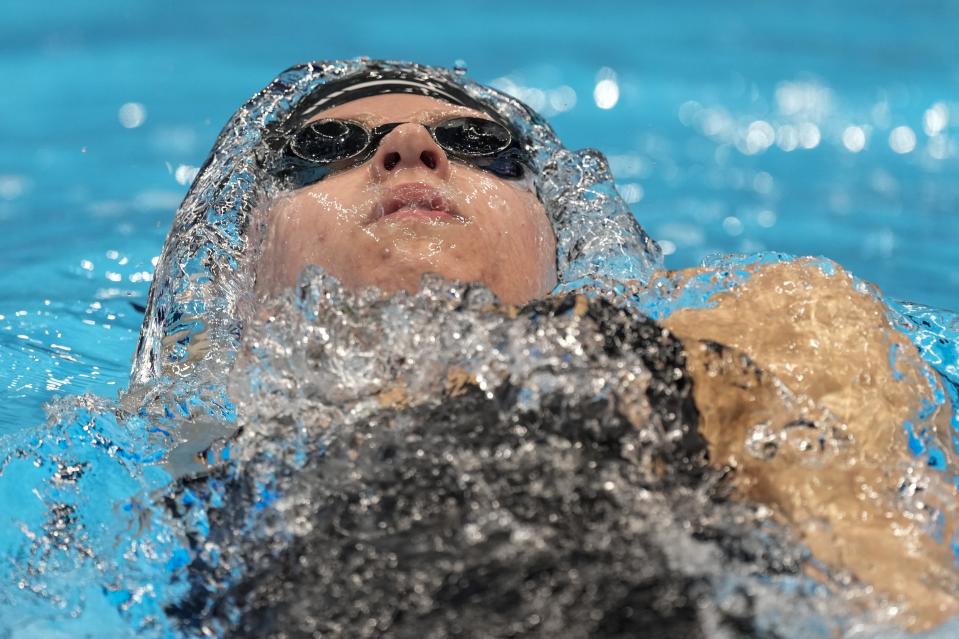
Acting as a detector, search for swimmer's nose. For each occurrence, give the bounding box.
[371,123,451,182]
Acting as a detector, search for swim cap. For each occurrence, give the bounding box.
[131,59,661,387]
[283,65,512,128]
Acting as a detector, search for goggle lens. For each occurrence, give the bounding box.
[265,117,532,190]
[433,117,512,157]
[289,120,372,164]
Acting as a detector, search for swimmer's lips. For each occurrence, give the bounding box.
[368,183,461,225]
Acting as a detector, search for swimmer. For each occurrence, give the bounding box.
[253,75,557,304]
[150,61,959,630]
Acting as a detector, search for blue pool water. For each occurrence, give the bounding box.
[3,1,958,430]
[0,0,959,432]
[2,3,959,636]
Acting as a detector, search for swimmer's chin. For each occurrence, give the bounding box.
[360,269,486,299]
[257,260,552,308]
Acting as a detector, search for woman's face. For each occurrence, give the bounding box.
[255,93,557,305]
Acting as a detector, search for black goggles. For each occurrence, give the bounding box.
[259,116,534,191]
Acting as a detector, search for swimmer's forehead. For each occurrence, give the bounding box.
[305,93,493,127]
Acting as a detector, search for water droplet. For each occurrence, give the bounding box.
[842,125,866,153]
[118,102,147,129]
[889,126,916,154]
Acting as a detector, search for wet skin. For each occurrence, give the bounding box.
[661,260,959,629]
[255,94,557,305]
[254,93,958,630]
